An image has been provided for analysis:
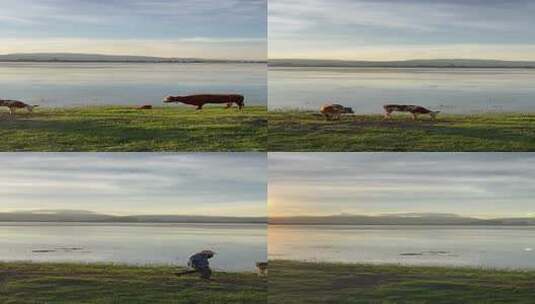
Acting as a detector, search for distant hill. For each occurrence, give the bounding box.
[0,53,265,63]
[269,213,535,225]
[269,59,535,68]
[0,210,266,224]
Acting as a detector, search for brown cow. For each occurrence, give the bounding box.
[0,99,38,116]
[320,103,354,120]
[164,94,245,110]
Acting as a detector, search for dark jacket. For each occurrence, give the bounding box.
[188,253,211,270]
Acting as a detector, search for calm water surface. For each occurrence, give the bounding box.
[0,62,266,107]
[269,225,535,269]
[269,67,535,113]
[0,222,266,271]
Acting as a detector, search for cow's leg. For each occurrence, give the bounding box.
[196,104,204,110]
[224,103,233,109]
[9,107,15,116]
[411,113,418,120]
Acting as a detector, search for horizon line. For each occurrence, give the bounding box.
[269,213,535,220]
[269,58,535,62]
[0,52,267,62]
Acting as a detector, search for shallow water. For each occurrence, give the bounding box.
[269,67,535,114]
[269,225,535,269]
[0,222,266,271]
[0,62,266,107]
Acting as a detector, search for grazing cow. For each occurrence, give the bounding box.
[383,104,440,120]
[137,105,153,110]
[320,103,354,120]
[164,94,245,110]
[256,262,268,277]
[0,99,38,116]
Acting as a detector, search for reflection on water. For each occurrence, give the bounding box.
[269,225,535,269]
[0,62,266,107]
[269,67,535,113]
[0,222,266,271]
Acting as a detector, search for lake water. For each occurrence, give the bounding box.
[269,225,535,269]
[269,67,535,113]
[0,62,266,107]
[0,222,266,271]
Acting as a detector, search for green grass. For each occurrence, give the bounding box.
[268,111,535,151]
[0,262,266,304]
[269,260,535,304]
[0,106,266,151]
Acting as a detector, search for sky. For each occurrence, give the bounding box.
[0,0,266,60]
[269,153,535,219]
[0,153,266,217]
[269,0,535,60]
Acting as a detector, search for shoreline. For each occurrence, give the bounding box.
[0,106,267,151]
[270,259,535,273]
[0,260,256,273]
[268,111,535,151]
[0,261,267,303]
[269,259,535,303]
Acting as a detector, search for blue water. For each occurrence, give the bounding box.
[0,62,266,107]
[270,225,535,269]
[0,222,266,271]
[269,67,535,114]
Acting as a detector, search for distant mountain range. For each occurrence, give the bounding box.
[4,210,534,225]
[270,59,535,68]
[3,54,529,67]
[0,53,265,63]
[270,213,535,225]
[0,210,266,224]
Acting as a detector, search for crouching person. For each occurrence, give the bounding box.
[175,250,216,280]
[188,250,216,280]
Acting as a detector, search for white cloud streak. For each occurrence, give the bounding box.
[269,153,535,218]
[269,0,535,60]
[0,153,266,216]
[0,38,266,60]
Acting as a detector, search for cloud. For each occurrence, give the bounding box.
[269,43,535,61]
[269,153,535,218]
[269,0,535,60]
[0,153,267,217]
[0,0,267,59]
[1,0,266,27]
[270,0,533,34]
[0,38,266,60]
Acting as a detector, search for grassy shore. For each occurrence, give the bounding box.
[0,262,266,304]
[268,111,535,151]
[269,260,535,304]
[0,106,266,151]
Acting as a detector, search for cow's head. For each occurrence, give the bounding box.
[343,107,354,114]
[27,105,39,112]
[164,96,181,103]
[430,110,441,120]
[236,99,245,110]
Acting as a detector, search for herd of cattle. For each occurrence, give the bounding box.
[320,103,440,120]
[1,94,440,121]
[0,94,245,117]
